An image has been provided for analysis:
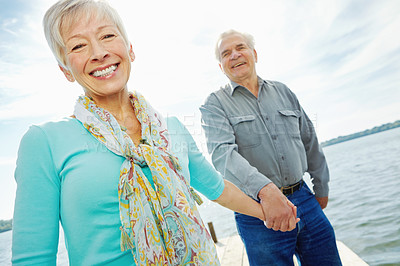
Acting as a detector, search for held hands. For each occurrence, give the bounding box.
[258,183,300,232]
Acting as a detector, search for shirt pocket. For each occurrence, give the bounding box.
[228,115,261,148]
[277,110,301,136]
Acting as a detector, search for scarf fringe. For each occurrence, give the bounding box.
[190,187,204,206]
[168,154,182,171]
[120,226,134,251]
[122,180,134,199]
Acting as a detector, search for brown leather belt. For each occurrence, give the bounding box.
[280,180,303,196]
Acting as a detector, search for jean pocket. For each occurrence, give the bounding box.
[229,115,261,148]
[277,109,301,136]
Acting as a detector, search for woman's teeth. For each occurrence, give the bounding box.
[92,65,117,77]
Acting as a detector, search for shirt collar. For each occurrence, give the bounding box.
[228,76,266,96]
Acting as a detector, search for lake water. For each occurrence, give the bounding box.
[1,127,399,265]
[200,127,400,266]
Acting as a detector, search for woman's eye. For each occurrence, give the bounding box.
[72,44,84,51]
[103,34,115,39]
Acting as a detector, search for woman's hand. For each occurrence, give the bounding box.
[258,183,300,232]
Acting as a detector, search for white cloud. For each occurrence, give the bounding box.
[0,156,16,166]
[1,17,19,36]
[0,59,81,119]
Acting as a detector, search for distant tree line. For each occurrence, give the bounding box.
[0,219,12,233]
[321,120,400,147]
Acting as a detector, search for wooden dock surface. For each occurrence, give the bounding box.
[215,234,368,265]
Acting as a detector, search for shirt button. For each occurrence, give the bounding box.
[272,136,277,140]
[281,156,285,160]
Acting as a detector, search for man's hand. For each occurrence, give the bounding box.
[316,196,328,209]
[258,183,300,232]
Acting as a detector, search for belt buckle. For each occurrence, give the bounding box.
[280,181,299,195]
[288,186,295,195]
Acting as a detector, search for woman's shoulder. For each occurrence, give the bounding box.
[17,118,82,164]
[165,116,180,127]
[27,117,82,135]
[20,117,84,147]
[165,116,185,133]
[165,116,195,136]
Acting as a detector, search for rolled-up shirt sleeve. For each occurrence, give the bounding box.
[200,94,271,200]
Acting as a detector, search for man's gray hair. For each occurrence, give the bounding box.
[43,0,130,69]
[215,29,255,62]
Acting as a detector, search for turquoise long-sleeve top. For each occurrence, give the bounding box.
[12,116,224,265]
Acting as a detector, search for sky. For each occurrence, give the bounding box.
[0,0,399,220]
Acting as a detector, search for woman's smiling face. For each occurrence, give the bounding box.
[60,13,134,99]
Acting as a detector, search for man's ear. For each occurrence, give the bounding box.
[59,65,75,82]
[129,43,135,62]
[253,49,258,63]
[219,63,224,73]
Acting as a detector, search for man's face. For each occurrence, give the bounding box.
[218,34,257,84]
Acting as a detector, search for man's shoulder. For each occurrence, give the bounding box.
[203,83,232,105]
[212,83,232,97]
[264,79,288,90]
[264,79,297,97]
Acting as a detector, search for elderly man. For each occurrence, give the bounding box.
[200,29,342,265]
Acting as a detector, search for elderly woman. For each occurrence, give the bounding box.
[11,0,265,265]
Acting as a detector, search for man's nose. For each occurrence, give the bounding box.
[230,50,241,60]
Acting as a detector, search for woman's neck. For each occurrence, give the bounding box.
[87,89,142,144]
[88,90,130,118]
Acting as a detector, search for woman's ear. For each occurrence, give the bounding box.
[129,43,135,62]
[59,65,75,82]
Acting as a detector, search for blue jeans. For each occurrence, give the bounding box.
[235,183,342,266]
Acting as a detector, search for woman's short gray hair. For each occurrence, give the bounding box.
[215,29,255,62]
[43,0,129,69]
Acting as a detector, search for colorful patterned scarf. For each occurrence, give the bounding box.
[73,91,218,265]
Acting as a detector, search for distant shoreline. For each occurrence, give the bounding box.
[0,219,12,233]
[321,120,400,147]
[0,228,11,234]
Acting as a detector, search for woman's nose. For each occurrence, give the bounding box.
[90,42,109,62]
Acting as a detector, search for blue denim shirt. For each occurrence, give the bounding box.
[200,77,329,199]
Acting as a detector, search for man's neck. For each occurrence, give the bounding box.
[236,76,259,98]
